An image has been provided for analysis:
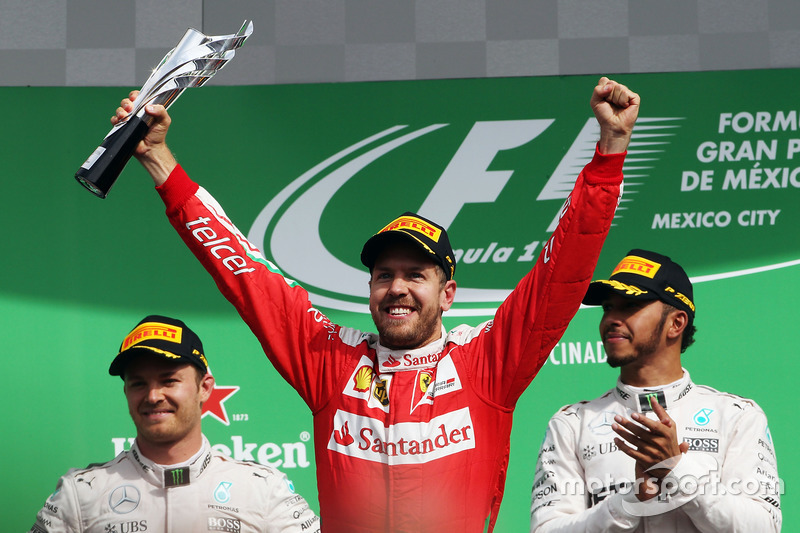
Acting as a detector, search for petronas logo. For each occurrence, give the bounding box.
[214,481,232,503]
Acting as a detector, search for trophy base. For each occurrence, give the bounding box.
[76,175,106,197]
[75,114,150,199]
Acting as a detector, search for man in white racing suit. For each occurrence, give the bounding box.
[531,249,781,532]
[30,315,320,533]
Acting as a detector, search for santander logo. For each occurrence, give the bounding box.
[328,408,476,465]
[383,355,401,368]
[333,421,355,446]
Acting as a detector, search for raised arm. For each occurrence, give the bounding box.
[467,77,637,408]
[591,77,640,155]
[112,91,176,186]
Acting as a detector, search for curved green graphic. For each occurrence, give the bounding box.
[3,70,796,531]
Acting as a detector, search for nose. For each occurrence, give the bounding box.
[145,385,165,404]
[600,309,622,330]
[387,276,408,297]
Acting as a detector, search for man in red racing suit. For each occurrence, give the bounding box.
[115,77,639,532]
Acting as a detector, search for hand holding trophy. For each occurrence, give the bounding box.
[75,21,253,198]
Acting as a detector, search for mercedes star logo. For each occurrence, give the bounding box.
[109,485,141,514]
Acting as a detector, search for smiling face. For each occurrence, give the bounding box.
[368,242,456,350]
[123,354,213,457]
[599,293,670,369]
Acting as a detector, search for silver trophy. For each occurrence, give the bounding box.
[75,20,254,198]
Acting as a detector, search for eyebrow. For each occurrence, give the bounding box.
[374,262,430,272]
[125,369,182,381]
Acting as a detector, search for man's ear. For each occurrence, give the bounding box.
[666,309,688,341]
[199,373,215,402]
[440,280,457,312]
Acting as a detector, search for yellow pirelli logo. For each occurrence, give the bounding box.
[121,322,182,351]
[611,255,661,279]
[380,216,441,242]
[598,279,649,297]
[665,286,696,312]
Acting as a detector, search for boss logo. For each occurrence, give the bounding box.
[208,517,242,532]
[683,437,719,452]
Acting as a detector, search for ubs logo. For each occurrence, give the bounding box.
[582,445,596,461]
[109,485,141,514]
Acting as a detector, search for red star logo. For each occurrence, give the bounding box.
[202,384,240,425]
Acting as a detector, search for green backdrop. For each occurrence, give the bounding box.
[3,69,796,531]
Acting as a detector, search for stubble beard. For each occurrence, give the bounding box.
[134,400,201,446]
[372,299,441,350]
[605,315,667,369]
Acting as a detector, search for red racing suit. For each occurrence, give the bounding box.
[156,146,624,532]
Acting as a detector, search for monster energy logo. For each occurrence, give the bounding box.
[165,467,190,487]
[637,391,666,412]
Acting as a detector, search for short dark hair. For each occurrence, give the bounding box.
[661,303,696,353]
[435,265,447,289]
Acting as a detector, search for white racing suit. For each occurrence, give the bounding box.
[531,370,781,532]
[30,436,320,533]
